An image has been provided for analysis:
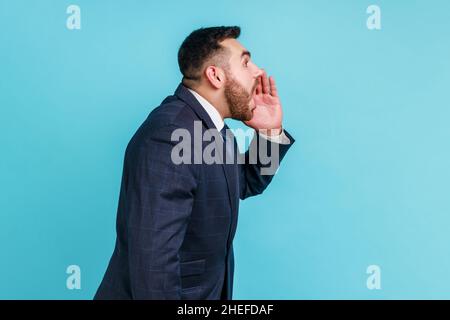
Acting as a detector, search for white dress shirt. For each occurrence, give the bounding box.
[188,88,290,144]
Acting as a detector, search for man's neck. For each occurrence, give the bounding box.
[184,84,229,120]
[187,87,225,131]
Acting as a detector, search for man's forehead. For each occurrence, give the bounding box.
[220,38,249,57]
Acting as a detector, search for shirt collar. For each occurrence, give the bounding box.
[187,88,224,131]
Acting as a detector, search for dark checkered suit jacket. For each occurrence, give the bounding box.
[94,83,295,300]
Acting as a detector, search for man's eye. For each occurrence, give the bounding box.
[244,60,249,67]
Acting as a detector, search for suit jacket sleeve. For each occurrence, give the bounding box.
[124,124,198,299]
[239,129,295,200]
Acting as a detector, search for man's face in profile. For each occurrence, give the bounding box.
[220,39,263,121]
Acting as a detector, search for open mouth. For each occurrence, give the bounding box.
[251,81,258,95]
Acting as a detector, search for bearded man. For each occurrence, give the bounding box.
[94,26,295,300]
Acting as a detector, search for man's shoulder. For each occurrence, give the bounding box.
[127,93,199,152]
[148,94,198,130]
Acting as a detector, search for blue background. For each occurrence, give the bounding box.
[1,0,450,299]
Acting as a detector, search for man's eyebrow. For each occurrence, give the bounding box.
[241,50,251,59]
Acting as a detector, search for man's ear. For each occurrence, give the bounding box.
[204,66,225,89]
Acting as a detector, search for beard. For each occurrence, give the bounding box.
[224,73,257,121]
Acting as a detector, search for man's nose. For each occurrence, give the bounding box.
[253,65,263,79]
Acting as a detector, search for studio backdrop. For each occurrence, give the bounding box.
[1,0,450,299]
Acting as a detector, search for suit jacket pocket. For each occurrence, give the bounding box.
[180,259,206,277]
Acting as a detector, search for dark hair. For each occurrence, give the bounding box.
[178,26,241,82]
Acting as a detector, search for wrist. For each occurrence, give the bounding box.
[259,127,282,136]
